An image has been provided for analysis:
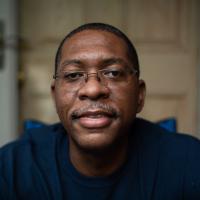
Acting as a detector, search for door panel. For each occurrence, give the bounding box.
[19,0,199,135]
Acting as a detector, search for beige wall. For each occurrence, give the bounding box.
[19,0,200,135]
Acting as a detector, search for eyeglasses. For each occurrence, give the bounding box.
[53,67,138,89]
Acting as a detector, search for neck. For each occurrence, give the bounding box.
[69,138,129,177]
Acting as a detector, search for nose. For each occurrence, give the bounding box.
[78,76,110,100]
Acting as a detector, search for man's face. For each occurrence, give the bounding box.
[51,30,145,152]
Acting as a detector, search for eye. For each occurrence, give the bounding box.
[102,68,124,79]
[63,71,84,81]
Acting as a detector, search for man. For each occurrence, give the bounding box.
[0,23,200,200]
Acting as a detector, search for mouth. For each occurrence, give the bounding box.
[71,110,117,129]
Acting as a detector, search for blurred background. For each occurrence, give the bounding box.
[0,0,199,146]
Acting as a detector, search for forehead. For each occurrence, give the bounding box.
[60,30,129,63]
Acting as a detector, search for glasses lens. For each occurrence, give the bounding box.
[55,67,135,91]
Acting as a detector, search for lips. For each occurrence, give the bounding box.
[72,110,115,129]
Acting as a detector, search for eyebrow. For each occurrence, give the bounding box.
[60,57,129,69]
[100,58,128,67]
[60,59,82,68]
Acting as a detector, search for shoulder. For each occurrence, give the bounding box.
[134,118,200,198]
[0,123,66,198]
[135,118,200,198]
[132,118,200,165]
[134,118,200,173]
[0,123,63,154]
[0,123,65,170]
[130,118,200,172]
[134,117,200,148]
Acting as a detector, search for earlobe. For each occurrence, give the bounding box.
[136,80,146,113]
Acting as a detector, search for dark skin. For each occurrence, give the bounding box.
[51,30,146,177]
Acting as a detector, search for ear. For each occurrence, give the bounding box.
[51,80,56,102]
[136,79,146,113]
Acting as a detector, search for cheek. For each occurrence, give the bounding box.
[111,85,139,120]
[54,89,77,121]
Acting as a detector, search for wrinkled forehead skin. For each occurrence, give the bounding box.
[58,29,132,71]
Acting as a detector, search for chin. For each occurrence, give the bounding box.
[71,129,124,154]
[67,117,130,154]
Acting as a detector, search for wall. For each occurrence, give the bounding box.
[0,0,18,146]
[19,0,200,135]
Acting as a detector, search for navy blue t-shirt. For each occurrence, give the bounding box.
[58,130,140,200]
[1,118,200,200]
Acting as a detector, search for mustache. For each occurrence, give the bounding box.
[71,102,119,119]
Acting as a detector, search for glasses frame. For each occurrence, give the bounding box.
[52,67,138,90]
[53,67,138,81]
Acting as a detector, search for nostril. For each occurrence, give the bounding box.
[79,92,109,101]
[78,78,110,100]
